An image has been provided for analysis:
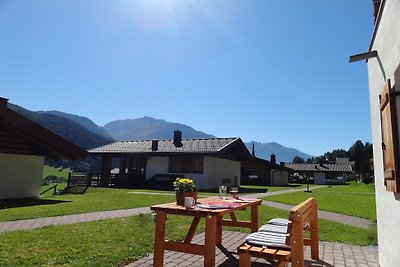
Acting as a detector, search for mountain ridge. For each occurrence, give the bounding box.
[103,116,215,141]
[8,102,313,163]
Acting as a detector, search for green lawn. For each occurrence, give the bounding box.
[263,182,376,221]
[42,166,70,179]
[0,205,377,267]
[240,184,307,193]
[0,187,215,222]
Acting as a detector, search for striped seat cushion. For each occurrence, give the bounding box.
[258,223,288,234]
[245,231,290,249]
[267,218,289,226]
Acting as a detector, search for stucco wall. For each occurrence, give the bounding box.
[145,156,169,180]
[367,1,400,266]
[271,170,288,186]
[0,153,44,199]
[204,156,240,190]
[145,156,209,188]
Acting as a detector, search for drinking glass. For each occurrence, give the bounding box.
[229,187,239,199]
[219,185,227,199]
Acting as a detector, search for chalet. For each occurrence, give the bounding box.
[359,0,400,265]
[241,154,292,186]
[88,131,251,190]
[0,97,87,200]
[285,163,352,185]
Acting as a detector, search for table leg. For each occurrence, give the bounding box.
[153,211,166,267]
[204,215,217,267]
[250,205,259,232]
[216,215,222,245]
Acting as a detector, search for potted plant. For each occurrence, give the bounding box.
[173,177,198,206]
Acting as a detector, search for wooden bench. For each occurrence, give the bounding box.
[237,197,319,267]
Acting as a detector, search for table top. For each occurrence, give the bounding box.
[150,197,262,216]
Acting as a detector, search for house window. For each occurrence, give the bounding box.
[242,168,258,179]
[169,156,204,174]
[379,79,399,192]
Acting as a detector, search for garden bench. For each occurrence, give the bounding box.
[237,198,319,267]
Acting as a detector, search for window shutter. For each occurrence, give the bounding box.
[379,79,399,192]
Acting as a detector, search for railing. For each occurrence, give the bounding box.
[40,184,58,196]
[61,173,92,194]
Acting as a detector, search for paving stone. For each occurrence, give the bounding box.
[124,231,379,267]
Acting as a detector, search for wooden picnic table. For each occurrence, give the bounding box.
[150,196,263,267]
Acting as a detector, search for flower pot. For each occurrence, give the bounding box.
[176,191,198,206]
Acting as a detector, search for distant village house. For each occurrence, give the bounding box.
[89,131,251,190]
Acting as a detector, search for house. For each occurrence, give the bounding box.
[360,0,400,265]
[241,154,292,186]
[0,97,87,200]
[88,131,252,190]
[285,163,352,185]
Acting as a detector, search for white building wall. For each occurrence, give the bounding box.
[313,172,326,185]
[144,155,209,188]
[367,1,400,265]
[0,153,44,200]
[271,170,288,186]
[145,156,169,180]
[204,156,240,190]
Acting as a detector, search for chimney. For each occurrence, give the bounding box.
[151,140,159,151]
[173,130,182,147]
[0,97,9,107]
[280,162,285,166]
[270,154,276,164]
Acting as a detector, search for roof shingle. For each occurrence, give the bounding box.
[89,137,239,154]
[285,164,352,173]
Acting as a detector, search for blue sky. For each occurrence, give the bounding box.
[0,0,373,156]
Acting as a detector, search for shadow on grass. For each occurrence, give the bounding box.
[239,184,304,194]
[0,198,72,209]
[238,187,269,194]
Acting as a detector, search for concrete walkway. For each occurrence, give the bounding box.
[0,185,373,233]
[0,207,150,233]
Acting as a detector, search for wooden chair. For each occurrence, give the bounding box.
[237,198,319,267]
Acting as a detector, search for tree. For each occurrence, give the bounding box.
[292,156,305,164]
[348,140,369,159]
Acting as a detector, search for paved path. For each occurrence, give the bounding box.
[245,185,327,198]
[0,185,373,233]
[126,230,379,267]
[245,185,372,229]
[0,207,151,233]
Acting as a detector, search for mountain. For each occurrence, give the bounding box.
[103,116,312,162]
[103,116,215,140]
[37,110,112,139]
[245,141,313,163]
[9,103,312,165]
[9,104,114,150]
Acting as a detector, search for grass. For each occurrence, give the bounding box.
[0,187,215,222]
[263,181,376,221]
[240,184,307,193]
[0,205,377,267]
[42,166,70,179]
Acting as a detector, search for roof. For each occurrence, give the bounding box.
[285,163,352,173]
[335,158,354,165]
[369,0,386,51]
[0,97,87,160]
[245,156,293,172]
[90,137,240,154]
